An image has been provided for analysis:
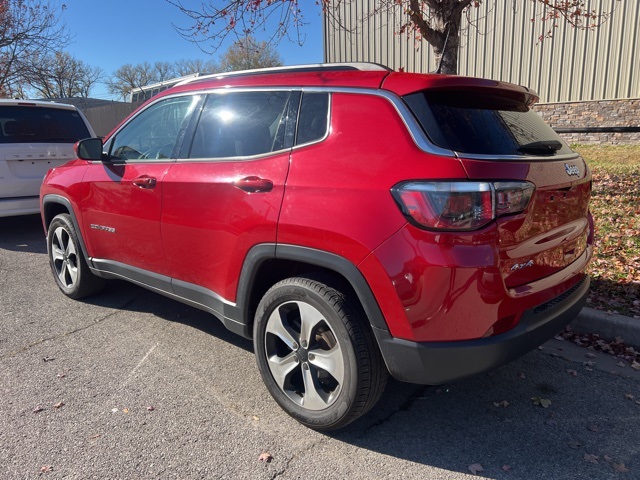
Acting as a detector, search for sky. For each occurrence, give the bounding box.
[60,0,324,100]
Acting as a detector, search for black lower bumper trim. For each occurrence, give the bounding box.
[374,276,590,385]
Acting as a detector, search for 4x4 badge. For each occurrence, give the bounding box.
[564,163,580,176]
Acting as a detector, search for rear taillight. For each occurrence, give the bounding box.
[392,181,534,231]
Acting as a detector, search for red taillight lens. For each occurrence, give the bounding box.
[392,181,534,231]
[494,182,535,217]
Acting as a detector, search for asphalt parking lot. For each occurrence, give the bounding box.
[1,214,639,479]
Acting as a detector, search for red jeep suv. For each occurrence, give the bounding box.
[40,63,593,430]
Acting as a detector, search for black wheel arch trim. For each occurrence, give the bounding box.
[41,194,91,264]
[231,243,390,334]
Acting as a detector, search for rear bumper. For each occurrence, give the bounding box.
[0,196,40,217]
[374,275,589,385]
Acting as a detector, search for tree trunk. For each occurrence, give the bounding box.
[407,0,470,75]
[428,2,466,75]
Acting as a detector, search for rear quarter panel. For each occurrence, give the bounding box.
[278,92,468,263]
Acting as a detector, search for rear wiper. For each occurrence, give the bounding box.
[517,140,563,156]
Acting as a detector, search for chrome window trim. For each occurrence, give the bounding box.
[102,86,576,163]
[454,151,581,161]
[293,90,331,149]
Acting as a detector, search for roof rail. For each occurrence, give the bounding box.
[174,62,391,87]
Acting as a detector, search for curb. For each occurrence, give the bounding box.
[571,307,640,349]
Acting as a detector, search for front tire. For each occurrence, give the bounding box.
[253,275,387,430]
[47,213,105,299]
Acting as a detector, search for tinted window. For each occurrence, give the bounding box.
[295,93,329,146]
[110,95,199,161]
[404,91,572,156]
[188,91,291,159]
[0,106,90,144]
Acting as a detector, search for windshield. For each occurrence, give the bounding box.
[0,106,91,144]
[404,91,572,156]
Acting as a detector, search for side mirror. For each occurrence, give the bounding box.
[75,137,104,161]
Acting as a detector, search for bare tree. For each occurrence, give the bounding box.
[154,61,177,82]
[218,36,282,72]
[167,0,619,75]
[174,57,218,76]
[107,58,222,100]
[24,51,103,98]
[106,62,159,100]
[0,0,70,97]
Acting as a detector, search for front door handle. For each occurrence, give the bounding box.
[233,176,274,193]
[132,176,157,189]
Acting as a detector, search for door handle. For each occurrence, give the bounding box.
[233,176,274,193]
[132,176,157,189]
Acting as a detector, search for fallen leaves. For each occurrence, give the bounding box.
[614,463,630,473]
[576,149,640,317]
[468,463,484,475]
[40,465,53,473]
[558,327,640,365]
[531,397,552,408]
[583,453,599,464]
[493,400,509,408]
[258,452,273,463]
[53,401,64,409]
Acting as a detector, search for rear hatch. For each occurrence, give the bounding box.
[403,88,591,288]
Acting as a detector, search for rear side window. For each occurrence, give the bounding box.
[404,91,572,156]
[295,93,329,146]
[188,91,292,159]
[0,106,91,144]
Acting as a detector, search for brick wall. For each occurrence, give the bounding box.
[534,99,640,145]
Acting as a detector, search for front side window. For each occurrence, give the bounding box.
[188,91,292,159]
[110,95,199,161]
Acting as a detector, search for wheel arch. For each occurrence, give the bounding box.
[42,194,91,262]
[228,244,390,339]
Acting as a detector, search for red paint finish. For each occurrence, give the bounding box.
[80,162,171,275]
[278,92,468,263]
[382,72,539,104]
[367,220,590,342]
[167,70,389,98]
[459,157,592,288]
[161,153,290,301]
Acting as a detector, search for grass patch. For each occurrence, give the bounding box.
[572,144,640,317]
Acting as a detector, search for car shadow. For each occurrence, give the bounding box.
[326,350,639,479]
[81,279,254,353]
[83,279,640,479]
[0,214,47,254]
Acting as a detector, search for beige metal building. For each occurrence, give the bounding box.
[323,0,639,104]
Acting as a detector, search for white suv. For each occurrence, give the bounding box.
[0,100,94,217]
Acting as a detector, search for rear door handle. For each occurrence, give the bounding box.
[233,176,274,193]
[132,176,157,189]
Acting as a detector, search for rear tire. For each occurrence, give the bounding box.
[253,275,387,430]
[47,213,105,299]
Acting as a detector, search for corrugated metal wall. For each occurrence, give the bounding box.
[324,0,640,102]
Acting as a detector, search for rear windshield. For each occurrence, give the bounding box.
[404,91,572,156]
[0,106,91,144]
